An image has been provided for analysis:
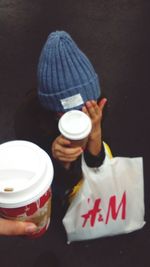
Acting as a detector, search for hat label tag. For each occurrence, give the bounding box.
[60,94,84,109]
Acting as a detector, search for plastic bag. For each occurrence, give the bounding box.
[63,155,145,243]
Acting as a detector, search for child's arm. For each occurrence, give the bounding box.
[82,98,107,156]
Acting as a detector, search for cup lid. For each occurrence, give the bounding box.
[0,140,53,208]
[58,110,92,140]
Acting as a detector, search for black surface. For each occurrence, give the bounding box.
[0,1,150,266]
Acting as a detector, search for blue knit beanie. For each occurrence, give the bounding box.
[37,31,101,112]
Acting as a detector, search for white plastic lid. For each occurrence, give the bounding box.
[0,140,53,208]
[58,110,92,140]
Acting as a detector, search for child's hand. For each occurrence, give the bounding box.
[52,135,83,168]
[82,98,107,155]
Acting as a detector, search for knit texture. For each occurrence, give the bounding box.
[37,31,101,112]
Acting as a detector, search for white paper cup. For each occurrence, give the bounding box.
[0,140,53,238]
[58,110,92,148]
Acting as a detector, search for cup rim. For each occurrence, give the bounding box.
[0,140,53,208]
[58,110,92,140]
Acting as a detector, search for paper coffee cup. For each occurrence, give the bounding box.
[0,140,53,238]
[58,110,92,148]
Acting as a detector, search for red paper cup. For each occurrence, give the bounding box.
[0,188,52,238]
[0,140,53,238]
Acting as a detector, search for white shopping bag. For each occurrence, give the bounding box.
[63,155,145,243]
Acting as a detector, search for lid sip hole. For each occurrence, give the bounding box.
[4,187,14,192]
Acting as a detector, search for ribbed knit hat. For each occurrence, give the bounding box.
[37,31,101,112]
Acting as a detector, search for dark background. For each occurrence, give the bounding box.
[0,1,150,266]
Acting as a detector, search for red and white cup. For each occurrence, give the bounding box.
[0,140,53,238]
[58,110,92,149]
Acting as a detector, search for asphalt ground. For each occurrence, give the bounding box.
[0,1,150,266]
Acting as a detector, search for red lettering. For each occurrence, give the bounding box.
[81,192,126,228]
[105,191,126,224]
[81,198,103,227]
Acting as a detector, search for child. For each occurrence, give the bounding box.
[15,31,108,209]
[38,31,108,200]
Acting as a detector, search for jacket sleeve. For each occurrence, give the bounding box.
[83,142,105,167]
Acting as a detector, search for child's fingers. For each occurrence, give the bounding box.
[56,136,82,155]
[85,101,98,119]
[82,105,89,116]
[54,140,83,156]
[60,146,83,157]
[55,147,83,162]
[98,98,107,113]
[57,135,71,146]
[52,135,83,162]
[91,100,100,114]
